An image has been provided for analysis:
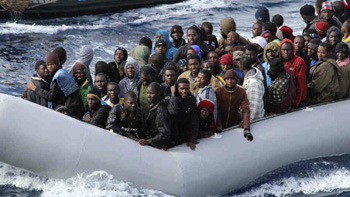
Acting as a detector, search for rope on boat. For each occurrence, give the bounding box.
[0,0,30,12]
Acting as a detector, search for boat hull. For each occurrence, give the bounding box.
[0,93,349,196]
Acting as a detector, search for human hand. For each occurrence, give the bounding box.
[27,81,37,91]
[138,139,149,145]
[187,142,196,150]
[170,85,176,96]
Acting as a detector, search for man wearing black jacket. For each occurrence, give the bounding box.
[26,60,50,107]
[84,88,110,128]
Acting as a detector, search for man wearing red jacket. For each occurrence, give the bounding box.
[280,39,307,107]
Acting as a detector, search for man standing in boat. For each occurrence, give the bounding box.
[84,88,111,128]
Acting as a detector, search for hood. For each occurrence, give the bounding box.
[263,41,280,63]
[132,46,150,67]
[124,59,140,81]
[220,18,236,37]
[198,99,215,120]
[279,38,295,61]
[77,45,94,67]
[155,30,171,49]
[189,45,202,61]
[245,67,264,81]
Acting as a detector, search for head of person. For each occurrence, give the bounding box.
[187,25,201,45]
[46,52,61,75]
[244,44,258,62]
[201,60,215,74]
[224,44,235,55]
[307,38,322,59]
[334,1,345,18]
[255,6,270,24]
[54,105,70,115]
[250,36,267,54]
[240,56,254,75]
[123,91,137,112]
[163,66,177,86]
[318,42,332,61]
[227,31,239,44]
[303,29,319,49]
[187,47,197,59]
[139,36,153,52]
[219,53,234,73]
[264,41,279,63]
[34,60,49,79]
[94,73,108,95]
[187,54,201,76]
[232,50,244,69]
[201,22,213,41]
[280,40,294,60]
[341,19,350,36]
[300,4,316,24]
[267,58,285,81]
[107,82,119,102]
[320,1,335,21]
[294,36,305,52]
[316,0,327,15]
[147,82,161,104]
[140,66,155,87]
[176,78,190,99]
[314,21,329,39]
[150,54,164,73]
[87,87,102,110]
[154,41,167,56]
[198,99,214,120]
[176,59,188,74]
[220,17,236,39]
[53,47,67,66]
[327,26,342,47]
[335,42,349,61]
[252,23,263,38]
[72,62,86,85]
[261,30,273,43]
[207,51,219,66]
[262,22,277,39]
[197,70,212,88]
[78,45,94,67]
[114,47,128,64]
[224,69,239,90]
[124,60,139,79]
[94,61,110,76]
[170,25,184,42]
[271,14,284,28]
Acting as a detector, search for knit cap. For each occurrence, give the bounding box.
[280,26,295,41]
[255,6,270,22]
[224,69,240,81]
[46,52,60,66]
[335,42,349,55]
[320,1,335,12]
[72,62,85,74]
[314,21,329,37]
[87,87,101,100]
[219,54,234,65]
[171,25,183,34]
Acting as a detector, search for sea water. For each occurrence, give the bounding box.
[1,0,350,196]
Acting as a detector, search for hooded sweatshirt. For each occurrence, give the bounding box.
[132,46,150,68]
[279,39,307,106]
[262,42,280,88]
[152,30,177,60]
[242,67,265,120]
[118,60,140,97]
[189,45,202,61]
[70,45,94,87]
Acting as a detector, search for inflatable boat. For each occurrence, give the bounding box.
[0,0,184,19]
[0,92,349,196]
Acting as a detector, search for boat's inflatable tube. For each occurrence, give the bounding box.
[0,92,349,196]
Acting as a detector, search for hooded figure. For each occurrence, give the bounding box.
[152,30,177,60]
[118,60,140,98]
[198,99,215,138]
[70,45,94,87]
[218,18,249,47]
[132,45,150,68]
[279,39,307,107]
[262,42,280,87]
[188,45,202,61]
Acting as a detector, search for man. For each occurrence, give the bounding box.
[168,78,198,150]
[84,88,111,128]
[138,66,156,120]
[307,42,340,104]
[53,47,67,67]
[149,53,165,83]
[196,70,217,121]
[173,25,213,63]
[307,38,322,83]
[178,54,221,94]
[102,82,123,107]
[334,1,349,23]
[119,60,140,98]
[300,4,327,33]
[326,26,343,56]
[72,62,92,109]
[251,23,263,39]
[318,1,342,29]
[207,51,221,75]
[138,82,171,149]
[218,53,234,79]
[27,52,85,119]
[244,44,267,89]
[170,25,186,49]
[26,60,50,107]
[294,35,311,70]
[262,41,279,88]
[106,91,143,141]
[108,47,128,83]
[161,66,177,101]
[201,22,219,49]
[215,70,253,141]
[94,73,108,97]
[279,39,307,107]
[241,57,265,120]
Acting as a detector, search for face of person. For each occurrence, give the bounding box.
[202,62,214,73]
[188,58,201,76]
[264,36,272,43]
[245,50,257,61]
[114,50,125,64]
[341,22,348,35]
[320,9,334,21]
[337,51,347,61]
[266,49,277,61]
[207,52,218,64]
[281,43,293,60]
[107,84,119,101]
[94,75,108,93]
[294,37,304,52]
[126,65,135,78]
[87,95,100,110]
[202,27,213,40]
[225,77,237,89]
[227,32,238,44]
[36,65,49,79]
[147,87,159,103]
[140,73,153,87]
[224,45,234,55]
[220,63,233,73]
[317,46,328,61]
[329,31,340,46]
[199,108,210,120]
[171,31,183,41]
[180,64,189,73]
[301,14,312,24]
[177,83,190,99]
[307,45,317,57]
[46,63,59,73]
[73,69,86,84]
[156,33,164,42]
[197,72,209,88]
[303,35,312,49]
[252,24,262,37]
[187,29,199,45]
[124,97,137,112]
[155,45,167,55]
[164,69,176,86]
[187,48,196,59]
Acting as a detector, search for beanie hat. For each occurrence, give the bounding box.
[54,105,69,114]
[314,21,329,36]
[224,69,240,81]
[335,42,349,55]
[280,26,295,41]
[46,52,60,66]
[232,51,244,60]
[300,4,315,15]
[87,87,101,100]
[250,36,268,49]
[326,26,343,38]
[308,38,322,51]
[320,1,335,12]
[219,54,234,65]
[34,60,46,70]
[255,6,270,22]
[344,0,350,10]
[72,62,86,74]
[171,25,183,34]
[220,18,236,35]
[139,36,152,52]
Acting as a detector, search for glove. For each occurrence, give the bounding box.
[244,129,253,141]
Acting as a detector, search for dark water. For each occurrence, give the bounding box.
[1,0,350,196]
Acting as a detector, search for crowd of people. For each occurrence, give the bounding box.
[21,0,350,150]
